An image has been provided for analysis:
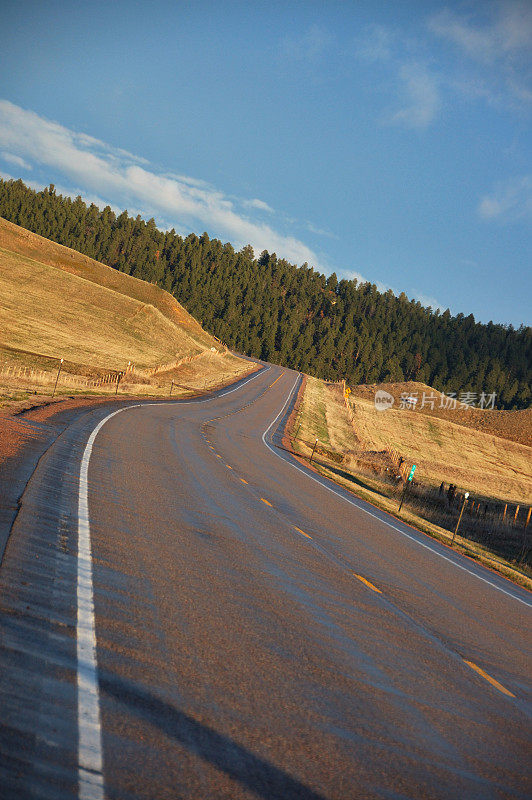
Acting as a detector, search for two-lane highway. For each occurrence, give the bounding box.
[0,365,530,799]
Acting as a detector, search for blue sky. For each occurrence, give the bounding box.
[0,0,530,326]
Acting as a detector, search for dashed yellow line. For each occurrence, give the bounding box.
[216,454,222,459]
[463,660,515,697]
[226,464,233,470]
[353,573,382,594]
[294,526,312,539]
[261,498,273,507]
[268,372,285,389]
[240,478,248,484]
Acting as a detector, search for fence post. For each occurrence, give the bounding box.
[451,492,469,545]
[309,438,318,464]
[52,358,64,398]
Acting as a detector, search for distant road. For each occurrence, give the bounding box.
[1,366,531,799]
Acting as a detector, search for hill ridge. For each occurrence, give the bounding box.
[0,177,529,410]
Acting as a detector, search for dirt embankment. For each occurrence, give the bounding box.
[0,395,132,466]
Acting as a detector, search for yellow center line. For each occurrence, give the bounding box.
[226,464,233,469]
[240,478,248,484]
[216,454,222,458]
[261,498,273,507]
[294,526,312,539]
[463,660,515,697]
[268,371,285,389]
[353,573,382,594]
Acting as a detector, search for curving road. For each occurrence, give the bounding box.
[0,365,531,799]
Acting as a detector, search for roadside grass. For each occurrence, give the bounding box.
[295,377,348,451]
[289,376,532,591]
[426,420,444,448]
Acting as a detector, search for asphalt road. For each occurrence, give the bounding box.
[0,365,531,799]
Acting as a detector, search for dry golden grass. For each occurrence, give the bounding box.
[294,377,354,453]
[0,247,204,371]
[353,381,532,447]
[0,217,213,349]
[293,377,531,504]
[352,395,532,503]
[0,218,253,406]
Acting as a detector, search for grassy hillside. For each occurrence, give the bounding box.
[296,377,532,504]
[0,218,252,404]
[350,392,532,503]
[351,381,532,448]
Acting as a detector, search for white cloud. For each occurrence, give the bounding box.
[242,198,274,213]
[390,63,441,129]
[354,3,531,128]
[428,2,532,107]
[340,268,392,297]
[1,151,32,170]
[0,99,322,267]
[339,268,370,285]
[305,221,338,239]
[478,175,532,221]
[412,292,444,312]
[355,26,441,129]
[429,2,532,63]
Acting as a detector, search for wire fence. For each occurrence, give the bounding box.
[0,347,222,395]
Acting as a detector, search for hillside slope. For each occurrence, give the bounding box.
[0,218,251,401]
[0,217,214,352]
[298,377,532,505]
[352,381,532,448]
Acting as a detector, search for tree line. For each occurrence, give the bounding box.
[0,178,530,409]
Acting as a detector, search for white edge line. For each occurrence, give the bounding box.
[148,364,270,407]
[261,375,532,610]
[77,404,141,799]
[75,366,271,797]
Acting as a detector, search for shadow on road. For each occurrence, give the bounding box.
[100,673,329,800]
